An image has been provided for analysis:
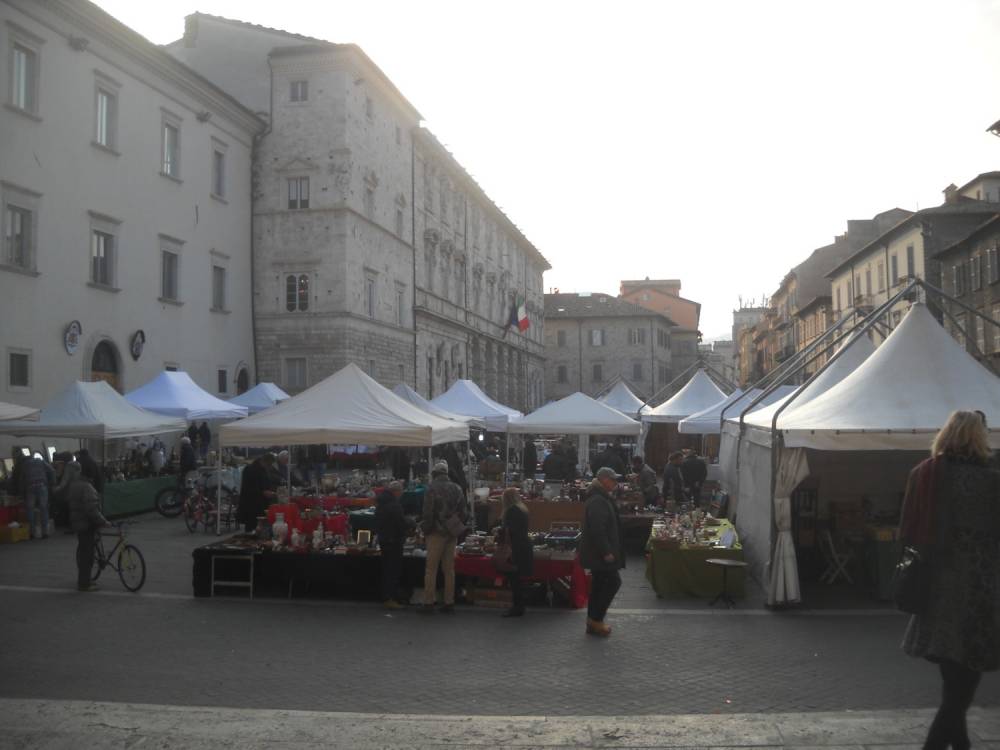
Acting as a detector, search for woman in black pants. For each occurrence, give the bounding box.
[900,411,1000,750]
[499,488,533,618]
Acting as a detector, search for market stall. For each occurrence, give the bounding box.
[597,379,651,418]
[645,516,744,599]
[126,370,248,421]
[0,381,188,518]
[0,401,39,421]
[430,379,522,431]
[641,370,728,468]
[393,383,485,429]
[726,304,1000,606]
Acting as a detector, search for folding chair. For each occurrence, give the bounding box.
[819,529,854,584]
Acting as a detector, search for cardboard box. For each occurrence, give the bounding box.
[0,525,30,544]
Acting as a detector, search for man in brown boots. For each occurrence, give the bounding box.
[579,466,624,637]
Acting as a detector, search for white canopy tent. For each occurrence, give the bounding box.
[677,386,798,435]
[220,363,469,448]
[227,383,290,415]
[0,401,39,422]
[730,304,1000,606]
[392,383,486,429]
[643,369,727,424]
[508,392,641,435]
[126,371,248,420]
[0,380,187,440]
[430,379,522,431]
[597,380,651,418]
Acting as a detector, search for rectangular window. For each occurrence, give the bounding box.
[4,205,30,269]
[557,365,568,383]
[10,43,37,113]
[906,245,915,277]
[589,329,605,347]
[212,149,226,198]
[285,357,307,390]
[364,187,375,219]
[865,267,871,296]
[890,255,899,286]
[288,177,309,210]
[877,261,885,292]
[365,276,376,318]
[160,250,179,300]
[658,364,668,383]
[217,369,228,394]
[953,264,966,296]
[396,286,405,326]
[90,230,114,286]
[993,304,1000,352]
[632,362,643,381]
[976,312,986,352]
[988,248,999,284]
[971,256,983,291]
[212,265,226,310]
[161,122,180,178]
[95,88,117,149]
[285,273,309,312]
[290,80,308,102]
[592,363,603,383]
[8,350,29,389]
[557,329,566,347]
[835,285,842,311]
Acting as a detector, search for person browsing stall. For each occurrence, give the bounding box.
[66,461,108,592]
[681,449,708,505]
[522,437,538,479]
[418,461,466,614]
[498,488,533,618]
[376,481,414,609]
[579,466,625,637]
[177,436,197,489]
[662,452,687,504]
[630,455,661,507]
[900,410,1000,750]
[236,453,279,533]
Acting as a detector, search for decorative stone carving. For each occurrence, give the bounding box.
[439,239,453,257]
[423,228,440,247]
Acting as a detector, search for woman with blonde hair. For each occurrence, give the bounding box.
[900,410,1000,750]
[499,488,533,618]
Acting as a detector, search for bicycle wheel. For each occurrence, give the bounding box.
[117,544,146,592]
[203,500,218,532]
[218,489,238,531]
[91,537,105,582]
[183,498,199,533]
[155,486,185,518]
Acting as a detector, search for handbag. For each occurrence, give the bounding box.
[445,510,468,538]
[891,545,930,614]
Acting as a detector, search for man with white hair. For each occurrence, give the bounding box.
[177,436,197,489]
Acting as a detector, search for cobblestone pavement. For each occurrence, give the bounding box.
[0,513,996,717]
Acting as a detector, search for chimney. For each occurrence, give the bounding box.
[943,183,959,204]
[183,15,199,47]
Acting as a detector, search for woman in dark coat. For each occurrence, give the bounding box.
[900,410,1000,750]
[499,488,533,618]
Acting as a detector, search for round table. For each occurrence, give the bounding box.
[705,557,748,608]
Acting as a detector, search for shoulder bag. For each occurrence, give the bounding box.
[891,545,930,614]
[491,528,516,572]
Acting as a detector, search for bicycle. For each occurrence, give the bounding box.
[183,485,219,534]
[91,522,147,592]
[157,470,237,531]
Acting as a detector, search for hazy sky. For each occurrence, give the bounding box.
[94,0,1000,338]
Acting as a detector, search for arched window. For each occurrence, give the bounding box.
[286,274,309,312]
[91,340,121,393]
[236,368,250,395]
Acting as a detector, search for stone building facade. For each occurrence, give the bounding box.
[619,278,701,330]
[167,14,547,409]
[0,1,259,435]
[544,293,673,401]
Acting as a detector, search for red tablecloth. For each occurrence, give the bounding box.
[454,554,590,609]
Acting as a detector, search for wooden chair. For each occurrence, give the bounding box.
[819,529,854,584]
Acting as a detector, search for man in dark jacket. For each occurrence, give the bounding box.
[375,481,413,609]
[595,445,627,477]
[19,453,54,539]
[66,462,108,591]
[630,455,661,507]
[237,453,278,532]
[522,437,538,479]
[198,422,212,460]
[579,467,624,637]
[681,449,708,506]
[663,452,687,504]
[177,436,198,489]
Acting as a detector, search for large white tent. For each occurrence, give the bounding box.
[677,386,797,435]
[597,380,651,418]
[0,401,38,422]
[730,304,1000,606]
[220,363,469,447]
[643,369,727,423]
[0,380,187,439]
[393,383,485,429]
[508,392,640,435]
[227,383,290,415]
[430,379,522,431]
[126,371,248,420]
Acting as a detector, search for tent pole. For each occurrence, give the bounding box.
[466,439,474,530]
[287,444,292,498]
[216,448,223,536]
[504,429,510,488]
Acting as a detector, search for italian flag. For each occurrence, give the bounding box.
[508,295,530,333]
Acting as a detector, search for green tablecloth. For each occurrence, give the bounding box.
[102,476,177,518]
[644,521,745,599]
